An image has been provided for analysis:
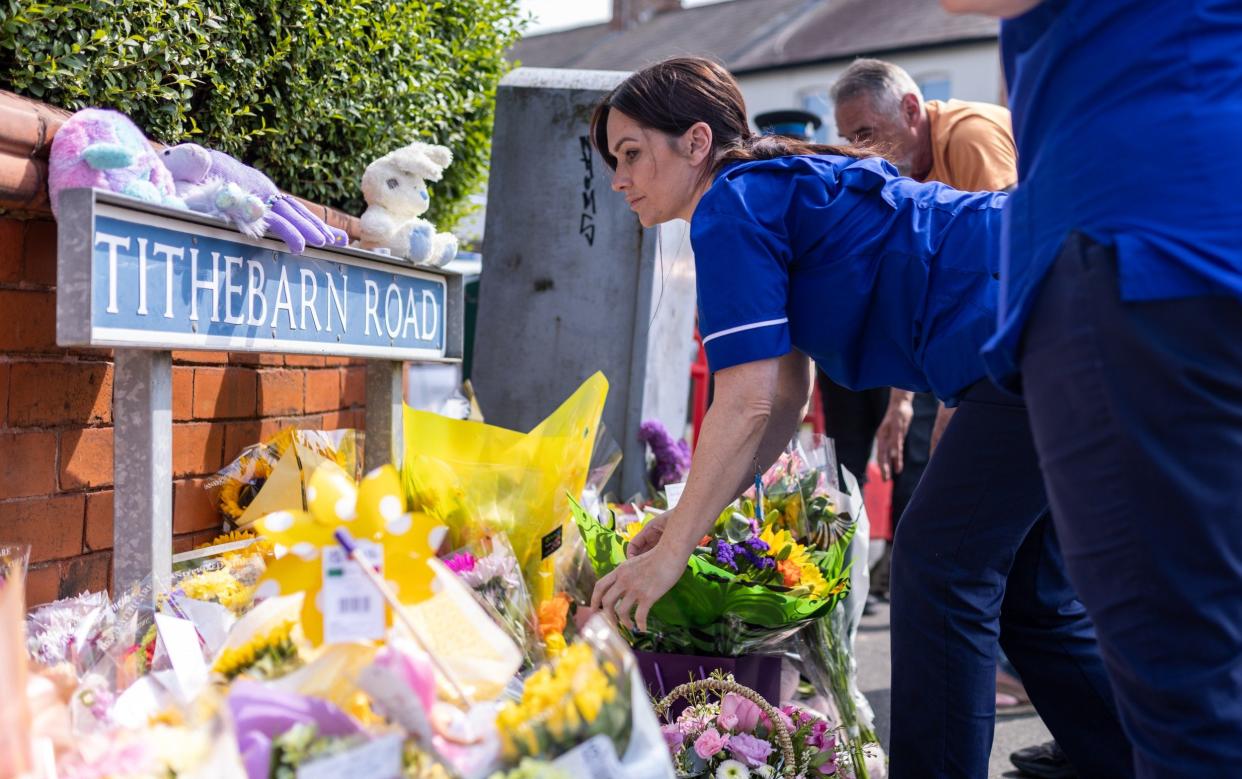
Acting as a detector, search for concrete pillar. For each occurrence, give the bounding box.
[473,67,697,498]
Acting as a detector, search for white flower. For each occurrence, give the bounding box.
[754,767,776,779]
[716,759,751,779]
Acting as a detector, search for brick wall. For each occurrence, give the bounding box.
[0,91,367,606]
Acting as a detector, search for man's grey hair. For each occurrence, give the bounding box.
[830,58,923,115]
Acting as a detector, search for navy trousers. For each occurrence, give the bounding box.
[1021,234,1242,776]
[889,378,1132,778]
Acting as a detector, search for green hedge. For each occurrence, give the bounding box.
[0,0,526,226]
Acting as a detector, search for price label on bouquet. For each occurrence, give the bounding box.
[664,481,686,509]
[551,735,625,779]
[321,541,386,644]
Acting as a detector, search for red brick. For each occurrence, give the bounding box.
[9,361,112,427]
[320,410,350,432]
[258,369,303,416]
[173,477,220,535]
[22,219,56,287]
[284,354,327,368]
[60,552,109,597]
[25,562,62,608]
[229,353,284,367]
[172,365,194,422]
[172,350,230,365]
[222,420,262,463]
[59,427,114,490]
[172,534,197,554]
[0,430,56,499]
[0,218,24,283]
[192,367,257,420]
[324,356,352,367]
[0,362,8,427]
[259,415,324,440]
[0,494,86,562]
[84,490,113,551]
[341,366,366,407]
[0,290,56,352]
[304,369,341,413]
[172,421,226,478]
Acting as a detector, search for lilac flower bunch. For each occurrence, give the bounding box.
[639,419,692,491]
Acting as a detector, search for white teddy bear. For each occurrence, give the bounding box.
[359,142,458,267]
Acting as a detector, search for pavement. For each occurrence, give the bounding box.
[854,600,1054,779]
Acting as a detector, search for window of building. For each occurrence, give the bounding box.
[917,75,952,102]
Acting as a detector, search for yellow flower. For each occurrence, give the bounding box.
[218,457,274,521]
[544,632,567,658]
[212,620,298,680]
[180,568,256,613]
[760,526,829,598]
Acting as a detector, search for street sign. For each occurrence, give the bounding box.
[57,189,456,360]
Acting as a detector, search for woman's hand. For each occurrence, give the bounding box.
[590,540,686,633]
[627,511,670,557]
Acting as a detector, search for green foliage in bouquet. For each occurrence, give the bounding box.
[0,0,526,226]
[571,498,850,655]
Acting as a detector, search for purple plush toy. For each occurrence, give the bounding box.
[48,108,186,218]
[162,143,349,254]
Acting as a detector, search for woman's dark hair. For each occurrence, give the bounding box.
[590,56,865,177]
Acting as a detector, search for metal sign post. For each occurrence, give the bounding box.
[56,188,462,591]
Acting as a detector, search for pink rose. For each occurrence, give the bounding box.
[760,705,795,734]
[693,728,729,760]
[720,692,762,733]
[727,732,774,768]
[661,724,685,753]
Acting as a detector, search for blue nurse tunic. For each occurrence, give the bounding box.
[690,154,1131,777]
[692,155,1004,404]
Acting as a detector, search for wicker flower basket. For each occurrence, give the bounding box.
[654,677,798,779]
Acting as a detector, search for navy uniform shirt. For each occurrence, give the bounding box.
[982,0,1242,383]
[692,155,1006,404]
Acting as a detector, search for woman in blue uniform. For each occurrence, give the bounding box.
[586,57,1131,778]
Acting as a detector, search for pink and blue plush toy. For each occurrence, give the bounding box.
[48,108,186,217]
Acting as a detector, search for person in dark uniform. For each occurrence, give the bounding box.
[588,57,1130,778]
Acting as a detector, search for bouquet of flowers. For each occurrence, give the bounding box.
[493,615,634,766]
[572,499,850,656]
[208,428,361,529]
[443,533,543,664]
[656,676,844,779]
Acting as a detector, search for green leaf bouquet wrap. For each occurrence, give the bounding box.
[570,498,849,656]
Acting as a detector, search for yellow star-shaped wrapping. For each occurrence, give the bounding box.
[254,461,447,646]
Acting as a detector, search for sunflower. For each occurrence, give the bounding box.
[217,456,274,521]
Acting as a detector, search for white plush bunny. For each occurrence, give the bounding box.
[359,142,458,267]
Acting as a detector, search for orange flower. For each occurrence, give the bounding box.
[538,592,571,639]
[777,558,802,588]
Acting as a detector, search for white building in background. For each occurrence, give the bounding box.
[510,0,1002,145]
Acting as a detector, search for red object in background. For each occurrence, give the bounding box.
[690,328,710,450]
[689,326,827,449]
[864,460,894,540]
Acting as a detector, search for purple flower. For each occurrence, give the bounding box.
[639,420,692,490]
[715,542,738,570]
[444,552,476,574]
[808,719,834,751]
[727,732,773,767]
[661,724,685,753]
